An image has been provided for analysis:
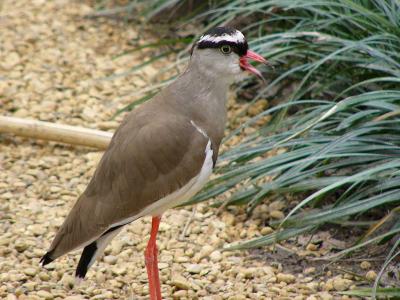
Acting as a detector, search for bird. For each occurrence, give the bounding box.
[40,26,268,300]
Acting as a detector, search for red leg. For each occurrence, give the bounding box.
[144,216,162,300]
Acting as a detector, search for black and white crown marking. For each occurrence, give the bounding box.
[196,26,248,56]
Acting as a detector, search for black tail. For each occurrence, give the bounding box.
[75,225,124,279]
[40,252,54,266]
[75,241,97,279]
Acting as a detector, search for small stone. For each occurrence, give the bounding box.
[96,271,106,283]
[306,243,318,251]
[303,276,313,283]
[64,296,86,300]
[210,250,222,262]
[85,152,102,165]
[228,295,246,300]
[360,261,371,270]
[243,267,257,279]
[262,266,276,277]
[6,294,18,300]
[110,279,123,288]
[112,266,127,276]
[14,109,29,117]
[332,277,352,291]
[160,254,173,263]
[199,245,214,259]
[366,270,377,281]
[172,290,188,298]
[159,222,171,232]
[270,210,285,220]
[1,192,13,199]
[324,280,334,291]
[307,281,319,292]
[15,240,29,252]
[1,52,21,70]
[222,213,235,226]
[185,248,194,257]
[24,268,37,276]
[171,275,191,290]
[111,240,123,255]
[23,281,36,291]
[91,295,106,300]
[49,186,62,193]
[269,200,285,211]
[261,226,273,235]
[39,272,50,281]
[82,107,97,121]
[36,290,54,299]
[304,267,316,274]
[276,273,296,283]
[186,264,203,274]
[318,292,333,300]
[0,246,12,256]
[61,274,75,289]
[158,263,169,270]
[0,237,10,246]
[33,248,45,257]
[175,256,189,263]
[103,255,118,265]
[248,99,268,116]
[344,273,353,280]
[29,224,46,236]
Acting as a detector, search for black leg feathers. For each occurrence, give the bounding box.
[75,241,97,279]
[75,225,124,279]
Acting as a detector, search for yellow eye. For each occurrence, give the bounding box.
[220,45,232,54]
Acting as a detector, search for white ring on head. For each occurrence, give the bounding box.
[199,30,245,44]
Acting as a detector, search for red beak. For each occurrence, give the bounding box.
[239,50,269,81]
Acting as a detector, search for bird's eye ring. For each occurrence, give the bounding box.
[220,45,232,55]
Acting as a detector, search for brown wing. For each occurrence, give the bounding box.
[47,107,209,259]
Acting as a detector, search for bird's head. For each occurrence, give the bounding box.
[190,26,268,82]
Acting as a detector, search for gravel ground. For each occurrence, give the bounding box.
[0,1,368,299]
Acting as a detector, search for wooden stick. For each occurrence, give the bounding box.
[0,116,113,150]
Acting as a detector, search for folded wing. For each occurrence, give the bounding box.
[44,110,210,261]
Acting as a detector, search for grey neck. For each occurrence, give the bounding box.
[160,56,231,145]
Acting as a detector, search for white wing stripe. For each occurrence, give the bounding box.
[190,120,208,139]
